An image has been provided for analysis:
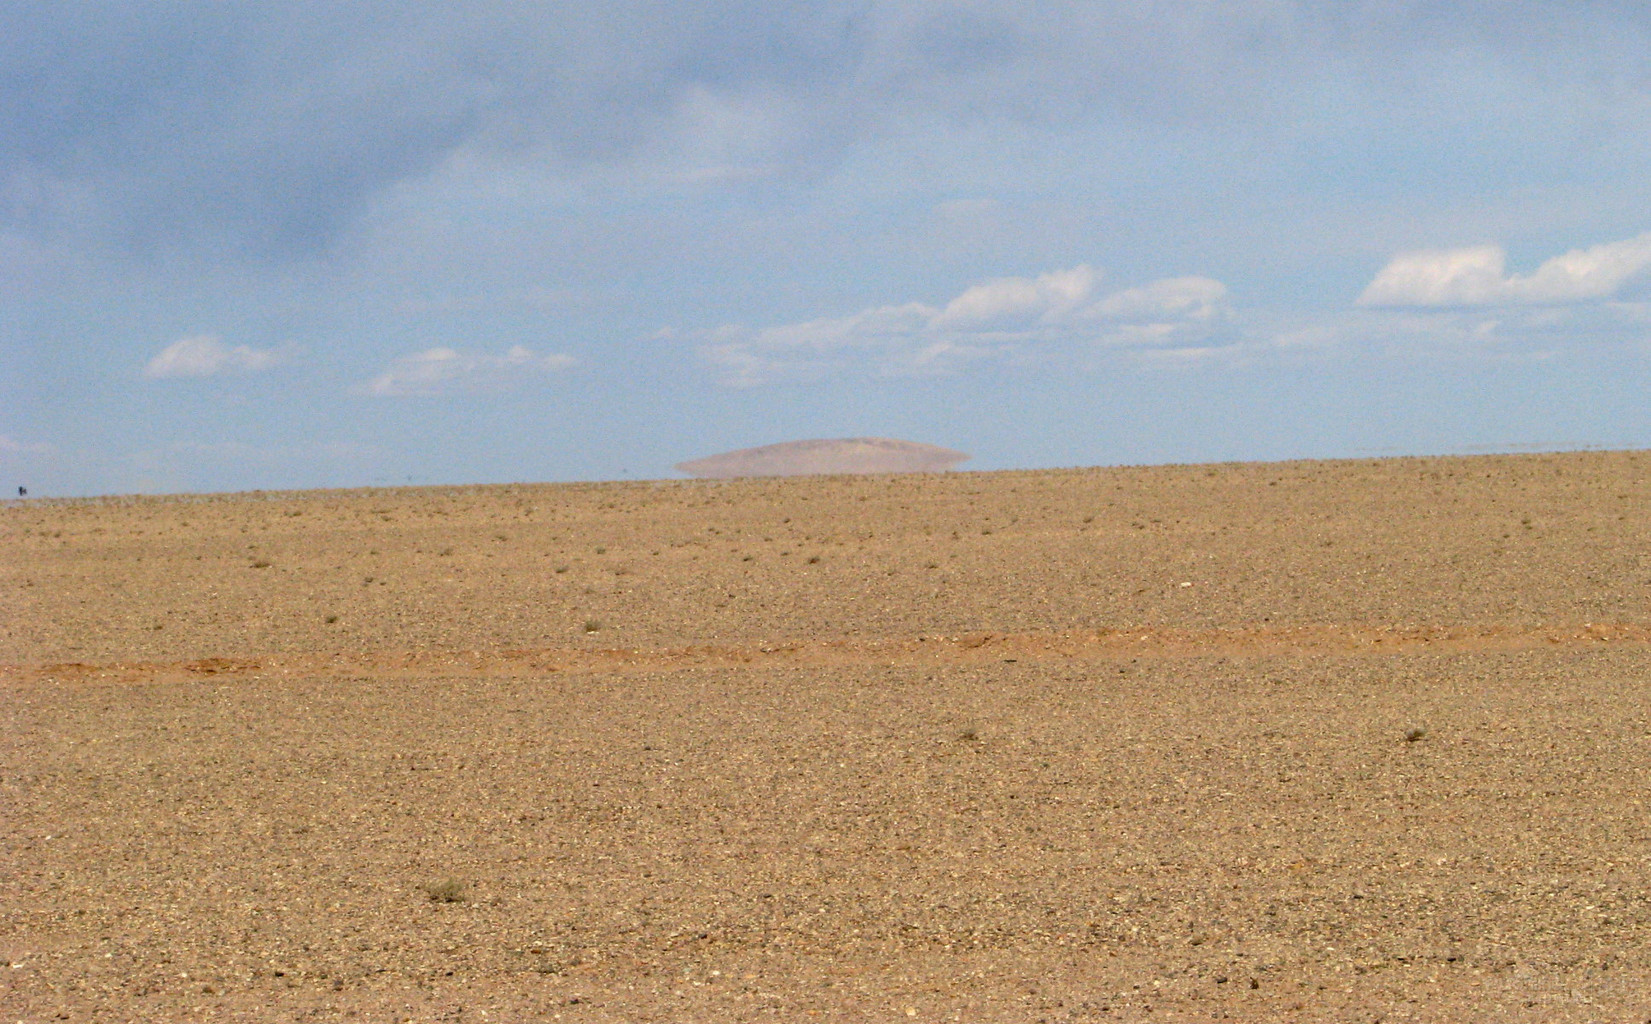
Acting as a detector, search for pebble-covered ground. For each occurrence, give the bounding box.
[5,451,1651,1022]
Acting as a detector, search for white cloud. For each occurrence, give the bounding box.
[0,433,53,456]
[697,266,1232,385]
[934,265,1102,328]
[362,344,574,396]
[1250,295,1651,366]
[143,334,280,378]
[1359,232,1651,307]
[1091,276,1229,322]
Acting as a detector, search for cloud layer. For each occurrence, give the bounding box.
[701,233,1651,387]
[698,266,1231,385]
[8,3,1651,256]
[1359,233,1651,307]
[143,335,280,378]
[362,344,573,396]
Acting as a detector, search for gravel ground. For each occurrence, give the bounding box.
[5,450,1651,1022]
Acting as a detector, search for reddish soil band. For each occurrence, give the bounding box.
[8,620,1649,687]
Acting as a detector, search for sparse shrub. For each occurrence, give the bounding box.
[422,879,467,903]
[324,614,338,624]
[1404,727,1427,743]
[584,620,602,633]
[555,565,569,574]
[250,559,271,569]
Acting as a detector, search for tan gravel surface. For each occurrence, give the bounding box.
[5,451,1651,1022]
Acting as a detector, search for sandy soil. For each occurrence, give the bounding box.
[4,450,1651,1022]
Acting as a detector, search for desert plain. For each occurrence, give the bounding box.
[5,450,1651,1023]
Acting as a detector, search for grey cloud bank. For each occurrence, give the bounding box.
[7,2,1651,255]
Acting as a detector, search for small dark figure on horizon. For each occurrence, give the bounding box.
[17,486,24,498]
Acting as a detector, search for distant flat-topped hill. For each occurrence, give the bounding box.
[675,437,970,478]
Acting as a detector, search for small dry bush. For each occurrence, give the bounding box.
[422,879,467,903]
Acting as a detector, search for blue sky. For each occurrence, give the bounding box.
[5,2,1651,495]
